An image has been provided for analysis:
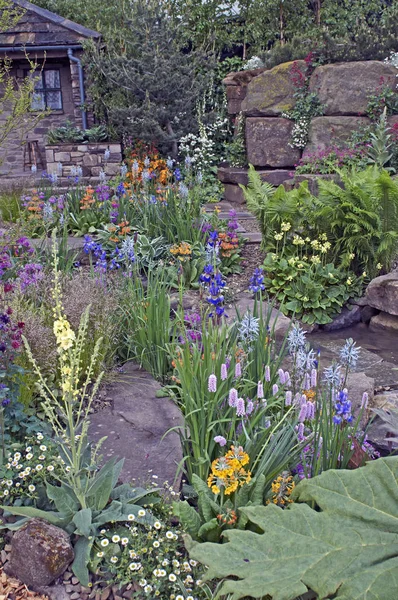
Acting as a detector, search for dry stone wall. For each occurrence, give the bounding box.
[45,142,122,178]
[221,59,398,203]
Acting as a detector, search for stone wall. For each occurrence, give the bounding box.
[221,60,398,203]
[45,142,122,178]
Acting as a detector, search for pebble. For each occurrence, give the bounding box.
[70,593,81,600]
[71,576,79,585]
[101,589,111,600]
[4,545,11,552]
[64,571,73,581]
[65,584,74,592]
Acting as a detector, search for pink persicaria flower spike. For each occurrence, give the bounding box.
[264,365,271,382]
[228,388,238,407]
[284,371,291,386]
[236,397,245,417]
[299,403,308,423]
[257,381,264,399]
[208,374,217,393]
[311,368,317,388]
[221,363,228,381]
[285,391,292,406]
[297,422,305,441]
[306,401,315,420]
[272,383,279,396]
[214,435,227,447]
[361,392,369,409]
[235,362,242,378]
[246,400,254,415]
[278,368,286,384]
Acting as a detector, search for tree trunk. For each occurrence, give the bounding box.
[166,120,178,158]
[280,1,285,46]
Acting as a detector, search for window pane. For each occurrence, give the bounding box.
[44,70,60,89]
[33,71,44,90]
[46,91,62,110]
[31,91,45,110]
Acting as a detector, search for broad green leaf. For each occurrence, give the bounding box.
[173,500,202,540]
[72,536,93,586]
[0,505,66,527]
[86,458,123,510]
[46,483,80,516]
[73,508,93,537]
[188,457,398,600]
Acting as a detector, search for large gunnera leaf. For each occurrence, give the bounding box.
[187,457,398,600]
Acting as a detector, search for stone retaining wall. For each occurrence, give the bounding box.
[45,142,122,178]
[221,59,398,203]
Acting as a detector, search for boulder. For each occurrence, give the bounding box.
[303,116,370,155]
[360,305,379,324]
[242,61,305,116]
[245,117,301,168]
[321,304,361,331]
[369,311,398,332]
[346,372,375,423]
[218,166,293,187]
[365,272,398,316]
[309,61,398,115]
[367,392,398,452]
[8,518,74,588]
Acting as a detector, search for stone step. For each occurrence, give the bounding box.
[242,232,262,244]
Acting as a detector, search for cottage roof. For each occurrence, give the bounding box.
[0,0,100,47]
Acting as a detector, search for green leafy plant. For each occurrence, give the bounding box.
[262,254,363,325]
[187,456,398,600]
[241,166,315,250]
[366,108,395,171]
[174,472,267,544]
[314,167,398,275]
[47,121,109,145]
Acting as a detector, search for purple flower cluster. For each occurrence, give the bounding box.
[200,264,226,318]
[249,268,265,294]
[333,389,353,425]
[18,263,44,291]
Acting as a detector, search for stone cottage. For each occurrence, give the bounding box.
[0,0,100,177]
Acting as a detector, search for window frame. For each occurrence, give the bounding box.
[27,68,63,112]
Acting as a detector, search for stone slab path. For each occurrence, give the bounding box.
[89,362,183,487]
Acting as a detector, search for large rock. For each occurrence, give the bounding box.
[321,304,361,331]
[369,311,398,332]
[218,166,293,187]
[310,61,398,116]
[242,61,305,116]
[303,116,370,155]
[365,272,398,316]
[8,518,73,588]
[346,372,375,423]
[245,117,301,167]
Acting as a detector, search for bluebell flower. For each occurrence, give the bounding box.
[120,164,128,178]
[179,183,189,198]
[323,364,342,388]
[199,264,213,285]
[166,157,174,169]
[104,148,111,160]
[174,168,182,181]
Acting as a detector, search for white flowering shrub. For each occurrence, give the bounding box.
[0,433,64,504]
[179,113,229,171]
[94,491,207,599]
[384,51,398,69]
[242,56,264,71]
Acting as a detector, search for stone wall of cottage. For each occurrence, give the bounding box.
[0,52,95,179]
[221,60,398,203]
[45,142,122,178]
